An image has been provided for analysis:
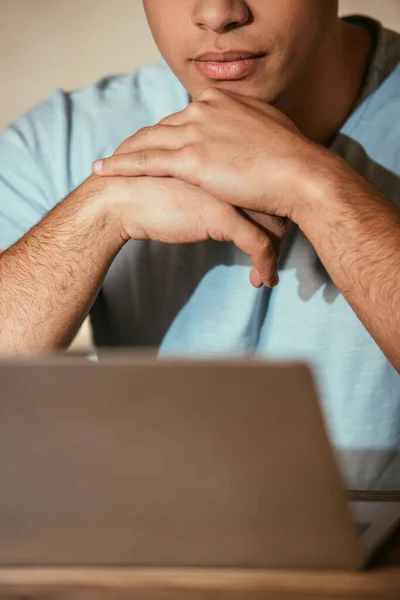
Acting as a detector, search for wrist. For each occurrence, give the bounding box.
[74,174,129,248]
[289,147,352,231]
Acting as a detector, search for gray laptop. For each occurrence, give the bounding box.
[0,355,398,570]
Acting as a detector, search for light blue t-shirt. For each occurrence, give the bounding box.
[0,17,399,489]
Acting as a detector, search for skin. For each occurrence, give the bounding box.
[0,1,399,370]
[93,0,400,368]
[142,0,372,143]
[143,0,339,104]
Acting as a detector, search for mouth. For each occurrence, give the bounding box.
[191,50,267,80]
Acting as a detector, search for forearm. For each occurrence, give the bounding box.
[0,175,125,355]
[296,153,400,370]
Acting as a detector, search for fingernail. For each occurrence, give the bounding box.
[92,160,103,173]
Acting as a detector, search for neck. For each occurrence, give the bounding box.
[275,18,376,146]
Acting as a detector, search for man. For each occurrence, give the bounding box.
[0,1,399,489]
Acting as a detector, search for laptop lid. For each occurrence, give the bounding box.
[0,358,363,569]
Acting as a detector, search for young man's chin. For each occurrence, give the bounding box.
[189,79,276,104]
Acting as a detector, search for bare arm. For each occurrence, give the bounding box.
[0,173,278,356]
[0,175,125,355]
[295,152,400,371]
[91,89,400,369]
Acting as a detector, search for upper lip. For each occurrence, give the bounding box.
[193,50,266,62]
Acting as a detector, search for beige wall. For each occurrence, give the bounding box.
[1,0,400,130]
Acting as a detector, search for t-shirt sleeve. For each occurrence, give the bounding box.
[0,93,68,250]
[0,64,182,251]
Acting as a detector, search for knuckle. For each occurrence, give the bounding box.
[217,203,234,224]
[114,136,134,155]
[135,126,152,141]
[181,144,200,165]
[136,151,148,169]
[176,146,197,180]
[181,145,205,181]
[180,144,194,160]
[199,87,223,102]
[255,234,275,261]
[186,123,202,142]
[187,101,205,120]
[105,155,119,170]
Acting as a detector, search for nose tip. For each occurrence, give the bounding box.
[192,0,252,33]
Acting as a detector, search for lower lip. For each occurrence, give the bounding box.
[193,57,263,80]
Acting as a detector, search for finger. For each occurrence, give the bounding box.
[114,124,192,157]
[93,148,196,181]
[216,206,279,288]
[158,100,207,126]
[250,266,279,288]
[160,96,218,125]
[250,267,263,289]
[244,209,289,258]
[159,109,189,126]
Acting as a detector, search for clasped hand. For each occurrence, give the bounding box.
[94,87,314,287]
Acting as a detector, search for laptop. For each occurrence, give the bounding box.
[0,355,398,570]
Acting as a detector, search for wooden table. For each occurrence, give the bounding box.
[0,492,398,600]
